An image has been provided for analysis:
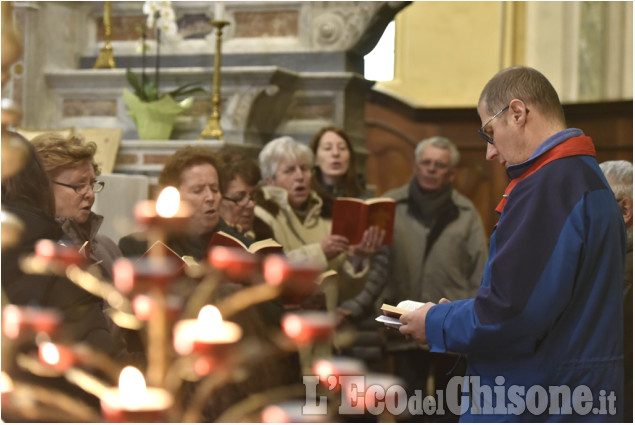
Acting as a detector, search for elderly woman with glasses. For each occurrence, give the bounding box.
[31,133,121,280]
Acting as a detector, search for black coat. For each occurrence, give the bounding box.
[2,201,122,356]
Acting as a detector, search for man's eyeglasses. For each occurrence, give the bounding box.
[478,105,530,144]
[478,105,510,144]
[53,180,105,195]
[222,192,256,207]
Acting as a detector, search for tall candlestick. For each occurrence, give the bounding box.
[199,19,229,140]
[94,1,116,69]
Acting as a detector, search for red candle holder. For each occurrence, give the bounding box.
[100,366,172,422]
[208,246,261,282]
[263,256,322,305]
[38,342,75,371]
[134,187,192,234]
[132,294,182,322]
[261,400,332,423]
[113,257,182,295]
[313,356,367,392]
[281,311,336,346]
[35,239,84,267]
[2,304,61,339]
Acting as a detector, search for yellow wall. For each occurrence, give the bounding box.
[378,1,503,108]
[377,1,633,108]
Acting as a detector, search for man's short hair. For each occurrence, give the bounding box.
[600,160,633,201]
[478,66,566,126]
[158,146,222,189]
[414,136,460,167]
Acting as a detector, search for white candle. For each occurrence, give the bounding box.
[214,1,224,21]
[173,305,242,356]
[133,186,192,232]
[156,186,180,218]
[1,371,14,406]
[100,366,173,422]
[119,367,148,410]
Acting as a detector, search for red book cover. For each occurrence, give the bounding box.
[331,197,396,245]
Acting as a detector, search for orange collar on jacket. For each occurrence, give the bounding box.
[495,135,596,219]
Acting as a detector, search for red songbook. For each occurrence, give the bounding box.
[331,197,396,245]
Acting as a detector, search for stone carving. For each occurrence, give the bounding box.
[313,3,379,51]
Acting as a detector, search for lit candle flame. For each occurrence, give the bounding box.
[196,305,227,342]
[314,360,335,380]
[40,342,60,365]
[2,304,20,339]
[119,366,148,409]
[197,305,222,326]
[35,239,56,258]
[156,186,180,218]
[282,315,303,338]
[1,371,13,393]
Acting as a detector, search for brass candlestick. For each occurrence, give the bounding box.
[199,20,229,141]
[93,1,116,69]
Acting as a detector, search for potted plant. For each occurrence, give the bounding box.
[123,1,206,140]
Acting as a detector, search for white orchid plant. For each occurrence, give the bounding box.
[126,1,205,102]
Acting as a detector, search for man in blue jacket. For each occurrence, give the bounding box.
[399,66,626,422]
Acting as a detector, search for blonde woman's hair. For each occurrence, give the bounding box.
[31,133,101,176]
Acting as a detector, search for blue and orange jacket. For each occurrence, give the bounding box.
[426,129,626,422]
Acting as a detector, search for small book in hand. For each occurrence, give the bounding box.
[139,240,198,271]
[375,300,426,328]
[208,231,284,256]
[331,197,396,245]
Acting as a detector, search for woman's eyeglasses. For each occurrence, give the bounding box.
[53,180,105,195]
[222,192,256,207]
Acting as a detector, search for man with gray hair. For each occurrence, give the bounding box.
[600,159,632,423]
[339,136,488,420]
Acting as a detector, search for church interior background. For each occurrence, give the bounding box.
[0,1,633,421]
[3,1,632,237]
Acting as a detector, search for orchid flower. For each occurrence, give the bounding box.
[126,1,205,102]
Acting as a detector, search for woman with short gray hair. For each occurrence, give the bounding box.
[256,136,384,307]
